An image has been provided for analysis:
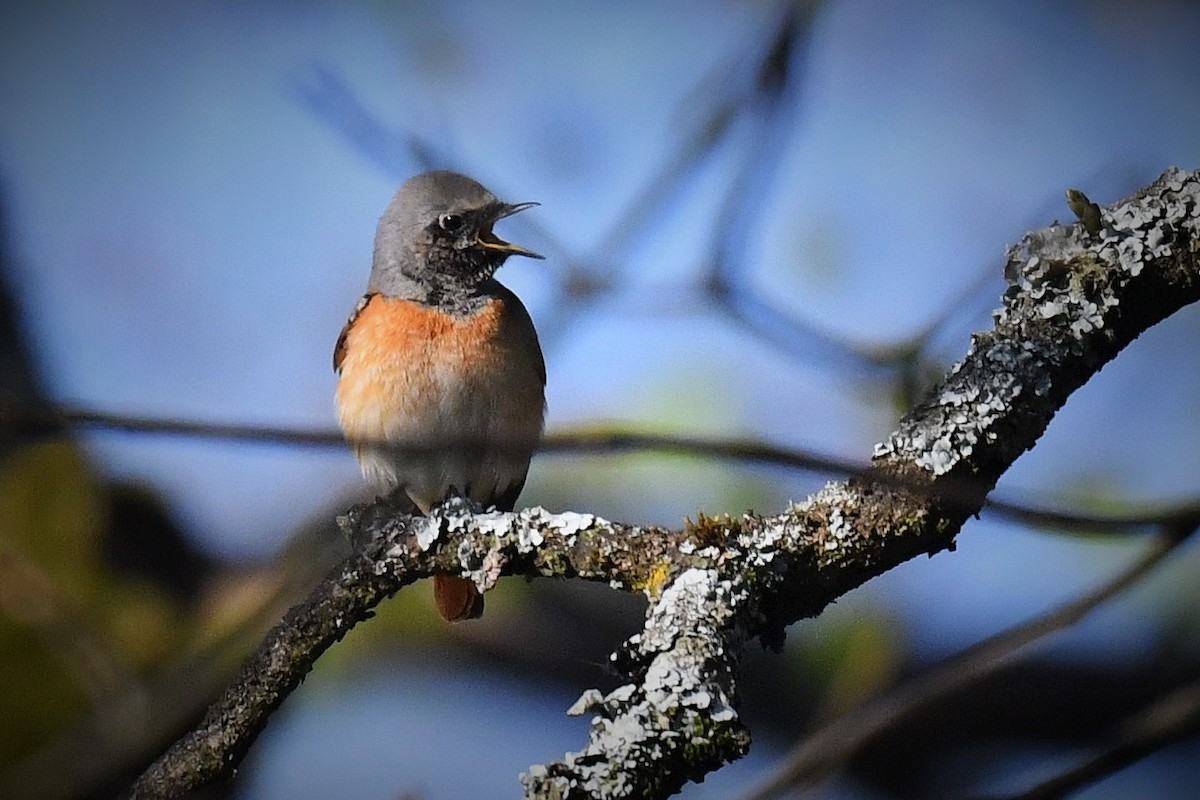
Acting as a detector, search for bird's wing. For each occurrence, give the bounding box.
[333,293,377,373]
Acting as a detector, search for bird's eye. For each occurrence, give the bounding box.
[438,213,465,233]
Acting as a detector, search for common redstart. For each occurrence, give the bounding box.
[334,171,546,621]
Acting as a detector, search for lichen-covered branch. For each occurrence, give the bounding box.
[128,168,1200,800]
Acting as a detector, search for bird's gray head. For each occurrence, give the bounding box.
[368,170,542,305]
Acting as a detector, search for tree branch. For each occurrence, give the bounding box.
[128,167,1200,799]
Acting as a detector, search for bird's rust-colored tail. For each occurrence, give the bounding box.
[433,574,483,622]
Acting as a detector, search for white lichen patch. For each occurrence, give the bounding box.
[524,565,747,798]
[567,688,605,717]
[826,505,851,549]
[470,548,507,591]
[737,515,785,558]
[509,507,608,552]
[810,480,857,507]
[732,499,818,566]
[638,571,743,725]
[414,516,440,551]
[475,509,514,540]
[514,516,544,550]
[643,639,735,720]
[438,495,481,531]
[641,569,743,652]
[604,683,637,706]
[557,511,598,535]
[873,345,1031,476]
[423,506,616,573]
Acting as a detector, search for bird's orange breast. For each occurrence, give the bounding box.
[334,293,545,507]
[336,294,505,440]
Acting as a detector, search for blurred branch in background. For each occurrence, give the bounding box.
[0,470,349,800]
[294,0,997,388]
[746,521,1198,799]
[4,403,1200,535]
[981,677,1200,800]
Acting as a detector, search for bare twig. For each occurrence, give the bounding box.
[3,406,1197,536]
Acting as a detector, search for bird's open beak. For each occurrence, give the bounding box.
[476,201,544,259]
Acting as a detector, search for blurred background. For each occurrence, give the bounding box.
[2,1,1200,798]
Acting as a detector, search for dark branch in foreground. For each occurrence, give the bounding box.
[128,168,1200,799]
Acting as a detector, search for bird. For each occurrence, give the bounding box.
[334,170,546,621]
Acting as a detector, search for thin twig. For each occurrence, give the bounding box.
[4,404,1197,535]
[980,677,1200,800]
[743,528,1190,799]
